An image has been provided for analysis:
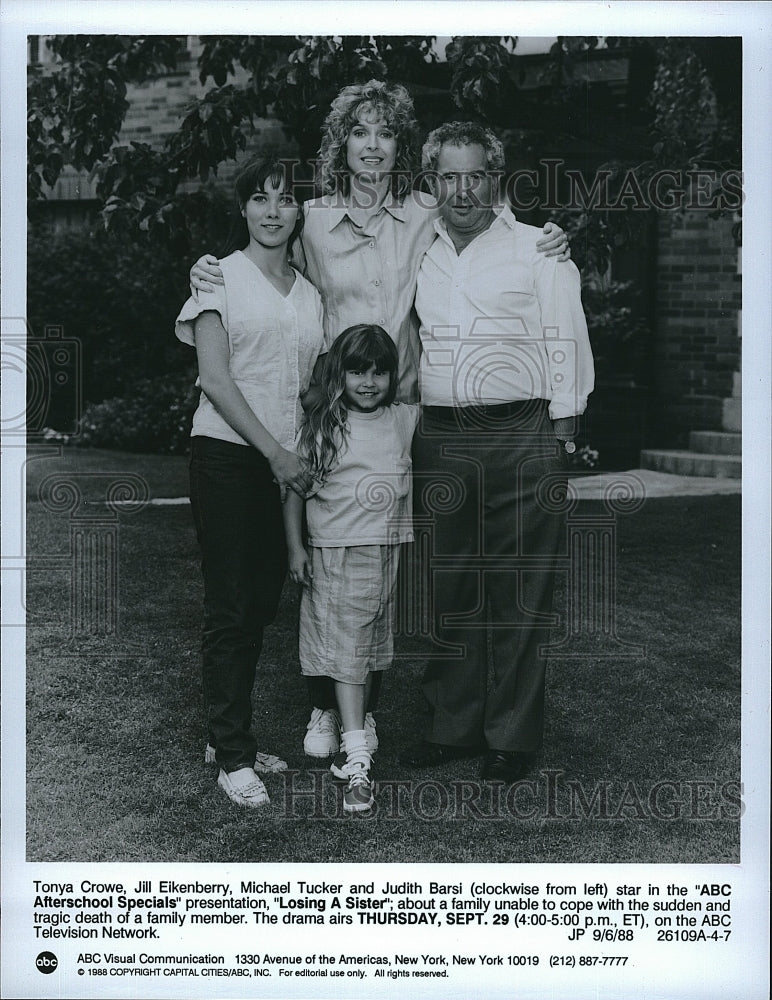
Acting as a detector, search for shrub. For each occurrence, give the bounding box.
[27,226,195,409]
[582,278,651,381]
[76,370,199,454]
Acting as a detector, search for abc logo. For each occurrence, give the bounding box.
[36,952,58,974]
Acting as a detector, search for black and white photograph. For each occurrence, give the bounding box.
[2,2,769,999]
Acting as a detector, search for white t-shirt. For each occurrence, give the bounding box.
[175,251,325,449]
[304,403,419,547]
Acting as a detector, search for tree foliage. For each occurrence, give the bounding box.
[27,36,180,196]
[27,34,742,266]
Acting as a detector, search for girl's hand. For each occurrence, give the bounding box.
[191,254,225,292]
[536,222,571,262]
[268,447,312,501]
[288,547,313,587]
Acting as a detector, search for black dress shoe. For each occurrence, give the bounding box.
[400,741,482,768]
[481,750,535,784]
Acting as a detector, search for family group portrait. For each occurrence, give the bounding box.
[21,30,745,865]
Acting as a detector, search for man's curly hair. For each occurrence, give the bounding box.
[421,121,505,173]
[316,80,419,200]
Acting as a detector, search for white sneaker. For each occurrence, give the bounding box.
[364,712,379,752]
[303,708,341,757]
[205,744,287,773]
[217,767,270,808]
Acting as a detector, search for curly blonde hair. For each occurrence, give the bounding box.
[316,80,419,200]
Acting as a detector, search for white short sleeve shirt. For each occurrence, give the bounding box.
[176,251,325,449]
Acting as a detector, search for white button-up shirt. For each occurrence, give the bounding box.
[415,206,594,418]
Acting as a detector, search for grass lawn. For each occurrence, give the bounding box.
[25,447,741,864]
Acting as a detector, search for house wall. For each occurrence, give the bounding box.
[652,211,741,445]
[37,36,298,223]
[120,38,296,177]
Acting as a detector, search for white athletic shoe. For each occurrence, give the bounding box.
[303,708,341,757]
[217,767,270,808]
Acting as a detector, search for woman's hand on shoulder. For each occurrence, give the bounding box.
[536,221,571,262]
[190,254,225,292]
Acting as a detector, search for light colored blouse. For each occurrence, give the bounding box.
[176,251,325,449]
[299,192,439,404]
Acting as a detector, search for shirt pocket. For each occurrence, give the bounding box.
[317,240,370,315]
[229,323,282,383]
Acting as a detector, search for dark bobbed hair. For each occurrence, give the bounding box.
[316,80,419,201]
[219,156,304,259]
[300,325,399,482]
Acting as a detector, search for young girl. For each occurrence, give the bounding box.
[175,157,325,808]
[283,325,419,812]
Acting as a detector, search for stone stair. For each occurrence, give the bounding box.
[641,366,741,479]
[640,429,741,479]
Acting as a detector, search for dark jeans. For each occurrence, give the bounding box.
[189,436,287,772]
[413,400,568,753]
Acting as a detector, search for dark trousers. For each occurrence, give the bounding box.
[189,436,287,772]
[413,400,567,753]
[306,673,382,712]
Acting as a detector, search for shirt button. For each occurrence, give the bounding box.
[374,279,381,286]
[379,318,386,325]
[368,241,375,248]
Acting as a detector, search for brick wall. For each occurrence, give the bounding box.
[651,211,741,445]
[121,38,299,189]
[41,37,299,215]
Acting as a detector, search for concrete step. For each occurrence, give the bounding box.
[722,396,741,432]
[689,431,742,455]
[640,449,742,479]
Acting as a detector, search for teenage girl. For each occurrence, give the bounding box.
[282,325,419,812]
[175,157,325,808]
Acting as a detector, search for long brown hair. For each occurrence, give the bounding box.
[300,325,398,483]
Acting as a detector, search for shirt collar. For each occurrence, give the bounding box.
[432,201,518,243]
[326,195,407,232]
